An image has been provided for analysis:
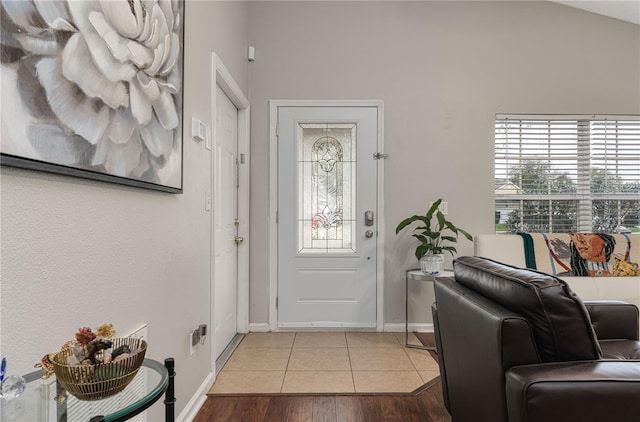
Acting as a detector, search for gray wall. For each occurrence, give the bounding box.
[1,1,638,415]
[0,0,249,417]
[247,1,640,325]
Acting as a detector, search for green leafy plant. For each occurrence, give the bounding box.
[395,199,473,260]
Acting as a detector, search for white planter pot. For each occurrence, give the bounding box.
[420,253,446,275]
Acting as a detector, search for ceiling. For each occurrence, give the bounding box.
[550,1,640,25]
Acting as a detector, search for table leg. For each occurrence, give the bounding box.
[405,269,436,351]
[164,358,176,422]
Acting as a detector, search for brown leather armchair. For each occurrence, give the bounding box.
[432,256,640,422]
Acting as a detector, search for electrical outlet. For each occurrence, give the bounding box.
[198,324,207,345]
[189,324,207,355]
[189,330,198,356]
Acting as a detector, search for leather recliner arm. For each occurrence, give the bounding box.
[506,361,640,422]
[584,300,639,340]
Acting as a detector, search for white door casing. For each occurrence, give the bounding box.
[210,53,250,374]
[270,101,385,329]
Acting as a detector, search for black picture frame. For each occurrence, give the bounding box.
[0,0,185,194]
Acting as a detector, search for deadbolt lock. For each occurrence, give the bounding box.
[364,210,374,226]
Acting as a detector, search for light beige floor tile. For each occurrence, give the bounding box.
[349,346,414,370]
[346,332,403,348]
[419,370,440,384]
[398,332,434,349]
[405,348,440,371]
[287,347,351,371]
[394,331,416,345]
[395,332,437,349]
[237,332,296,349]
[293,332,347,348]
[353,371,424,393]
[215,330,441,394]
[223,347,291,371]
[281,371,354,393]
[209,370,285,394]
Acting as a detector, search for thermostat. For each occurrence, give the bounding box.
[191,117,207,143]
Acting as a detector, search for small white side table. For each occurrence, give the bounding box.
[405,269,454,351]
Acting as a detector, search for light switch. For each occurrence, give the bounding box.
[429,201,448,215]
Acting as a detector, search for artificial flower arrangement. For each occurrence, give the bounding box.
[47,324,147,400]
[64,324,139,366]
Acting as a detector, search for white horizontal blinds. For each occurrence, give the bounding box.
[494,115,640,234]
[590,120,640,188]
[589,119,640,232]
[495,118,580,232]
[577,119,592,231]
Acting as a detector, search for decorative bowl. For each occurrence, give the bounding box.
[52,337,147,401]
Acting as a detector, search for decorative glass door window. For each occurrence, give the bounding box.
[297,123,357,254]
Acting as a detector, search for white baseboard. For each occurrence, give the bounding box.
[384,322,434,333]
[277,322,376,329]
[176,371,215,422]
[249,322,434,333]
[248,323,271,332]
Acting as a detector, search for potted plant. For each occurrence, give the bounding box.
[395,199,473,273]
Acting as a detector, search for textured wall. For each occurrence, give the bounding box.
[247,1,640,325]
[0,0,249,418]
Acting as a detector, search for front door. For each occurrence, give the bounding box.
[213,85,238,359]
[277,106,379,328]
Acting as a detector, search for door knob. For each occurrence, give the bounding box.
[365,230,374,238]
[234,236,244,245]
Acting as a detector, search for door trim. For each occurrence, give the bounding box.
[268,100,385,331]
[210,53,250,375]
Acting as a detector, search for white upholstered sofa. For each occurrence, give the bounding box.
[474,233,640,308]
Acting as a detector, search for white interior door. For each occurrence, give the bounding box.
[213,85,238,359]
[277,106,378,328]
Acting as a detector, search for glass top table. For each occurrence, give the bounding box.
[405,269,454,351]
[0,358,171,422]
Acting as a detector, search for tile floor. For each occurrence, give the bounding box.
[208,332,440,394]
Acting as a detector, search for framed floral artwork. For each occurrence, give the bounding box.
[0,0,184,193]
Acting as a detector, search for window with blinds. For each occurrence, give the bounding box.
[495,115,640,234]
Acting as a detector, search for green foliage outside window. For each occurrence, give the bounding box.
[501,163,639,233]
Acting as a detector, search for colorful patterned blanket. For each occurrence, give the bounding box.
[518,233,640,277]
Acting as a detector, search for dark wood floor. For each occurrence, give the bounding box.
[193,333,451,422]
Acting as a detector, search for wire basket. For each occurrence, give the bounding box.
[52,337,147,401]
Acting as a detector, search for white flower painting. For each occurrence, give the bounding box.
[0,0,184,192]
